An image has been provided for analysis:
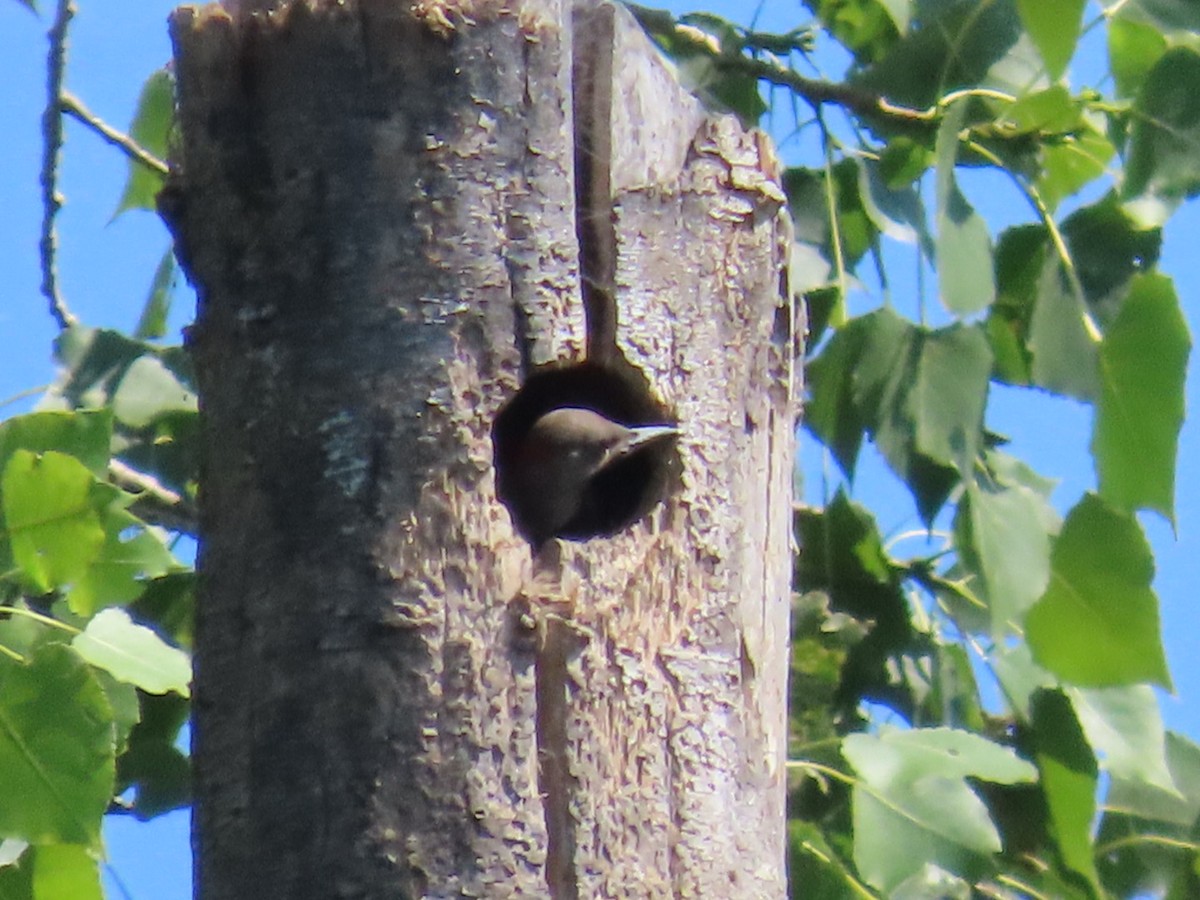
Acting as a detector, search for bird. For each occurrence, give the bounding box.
[507,406,678,545]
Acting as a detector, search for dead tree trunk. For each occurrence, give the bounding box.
[166,0,798,897]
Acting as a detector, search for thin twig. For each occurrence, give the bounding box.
[712,53,935,124]
[109,458,199,536]
[39,0,77,331]
[625,3,935,126]
[61,89,169,176]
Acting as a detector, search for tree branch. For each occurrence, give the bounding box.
[39,0,78,331]
[624,2,936,127]
[61,90,169,176]
[109,459,198,536]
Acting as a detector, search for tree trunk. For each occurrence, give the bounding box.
[166,0,798,897]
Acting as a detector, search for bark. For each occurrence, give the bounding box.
[166,0,797,897]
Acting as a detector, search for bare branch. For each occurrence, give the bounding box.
[61,90,169,177]
[39,0,77,331]
[109,458,198,536]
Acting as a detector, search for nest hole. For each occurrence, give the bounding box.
[493,362,678,545]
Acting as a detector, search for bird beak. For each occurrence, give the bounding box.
[603,424,679,468]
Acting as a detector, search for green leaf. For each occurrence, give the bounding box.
[72,608,191,697]
[806,312,991,521]
[93,668,140,756]
[30,845,101,900]
[1066,685,1176,793]
[131,572,195,650]
[879,136,932,188]
[1016,0,1085,80]
[793,495,912,718]
[0,847,30,897]
[110,355,197,429]
[987,225,1050,384]
[804,314,886,478]
[1031,689,1102,894]
[955,477,1056,637]
[803,0,900,66]
[783,162,875,313]
[998,86,1082,135]
[0,411,113,478]
[1113,0,1200,37]
[874,0,909,33]
[1106,731,1200,825]
[134,247,177,340]
[117,692,190,819]
[936,103,996,315]
[1097,732,1200,895]
[49,327,196,414]
[64,493,178,617]
[1093,273,1190,523]
[788,820,859,900]
[990,642,1054,723]
[1039,123,1115,212]
[1062,195,1162,324]
[905,324,992,476]
[0,645,113,846]
[112,68,173,218]
[1108,17,1168,99]
[794,498,905,604]
[1027,255,1099,401]
[1025,493,1170,688]
[856,158,932,255]
[2,451,105,594]
[890,864,970,900]
[1124,48,1200,203]
[852,0,1023,110]
[844,727,1036,892]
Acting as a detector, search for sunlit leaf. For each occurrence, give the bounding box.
[844,727,1036,892]
[2,451,105,594]
[1016,0,1085,80]
[72,608,191,697]
[1039,123,1114,211]
[1026,494,1170,688]
[30,845,101,900]
[1067,685,1176,793]
[1108,17,1167,99]
[0,645,113,847]
[113,68,174,218]
[0,410,112,477]
[65,488,178,616]
[1093,273,1189,523]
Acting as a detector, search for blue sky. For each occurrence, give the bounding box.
[1,1,1198,897]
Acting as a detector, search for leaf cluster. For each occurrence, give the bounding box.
[1,64,194,881]
[643,0,1199,896]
